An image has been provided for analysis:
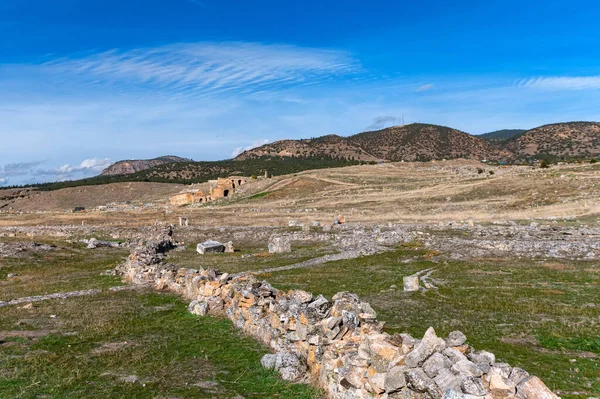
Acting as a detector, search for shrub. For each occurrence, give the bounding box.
[590,159,597,164]
[488,170,495,175]
[540,160,550,169]
[477,168,485,174]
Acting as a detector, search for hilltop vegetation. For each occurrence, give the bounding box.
[238,123,500,162]
[101,156,192,176]
[478,129,527,142]
[3,121,599,193]
[28,156,361,191]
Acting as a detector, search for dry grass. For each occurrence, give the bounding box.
[2,160,599,228]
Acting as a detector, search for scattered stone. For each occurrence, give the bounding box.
[196,240,225,254]
[423,352,451,378]
[268,237,291,253]
[405,327,445,368]
[509,367,530,385]
[385,366,407,393]
[516,376,559,399]
[189,300,208,316]
[461,376,487,396]
[405,368,443,399]
[224,241,235,253]
[403,275,420,292]
[446,331,467,347]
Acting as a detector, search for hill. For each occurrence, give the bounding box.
[101,156,191,176]
[478,129,526,142]
[29,157,360,191]
[234,134,378,161]
[348,123,499,161]
[505,122,600,159]
[237,123,500,162]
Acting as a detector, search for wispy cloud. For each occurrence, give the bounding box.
[0,161,45,185]
[33,158,112,181]
[416,83,434,92]
[43,42,358,98]
[231,139,270,157]
[366,116,402,130]
[517,76,600,90]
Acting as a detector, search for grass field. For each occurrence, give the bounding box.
[2,231,599,398]
[0,242,321,399]
[255,245,600,398]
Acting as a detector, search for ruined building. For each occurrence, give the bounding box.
[209,177,247,200]
[170,177,248,206]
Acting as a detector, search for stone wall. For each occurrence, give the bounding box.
[116,228,559,399]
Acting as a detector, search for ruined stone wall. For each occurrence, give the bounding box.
[116,229,558,399]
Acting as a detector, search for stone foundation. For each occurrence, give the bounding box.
[116,228,559,399]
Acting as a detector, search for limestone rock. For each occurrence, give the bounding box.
[405,368,443,399]
[224,241,235,253]
[188,300,208,316]
[385,366,407,393]
[446,331,467,347]
[403,275,420,292]
[263,351,307,382]
[508,367,530,385]
[460,376,487,396]
[196,240,225,254]
[489,373,516,397]
[423,352,451,378]
[451,360,483,378]
[405,327,446,368]
[268,237,292,253]
[434,368,462,392]
[516,376,558,399]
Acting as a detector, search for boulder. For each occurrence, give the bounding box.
[405,327,446,368]
[423,352,451,378]
[434,368,462,392]
[261,351,307,382]
[446,331,467,347]
[508,367,530,385]
[224,241,235,253]
[403,275,420,292]
[268,237,291,253]
[188,300,208,316]
[460,376,487,396]
[385,366,407,393]
[196,240,225,254]
[516,376,558,399]
[405,368,443,399]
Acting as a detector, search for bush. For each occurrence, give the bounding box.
[540,160,550,169]
[477,168,485,174]
[251,175,257,180]
[590,159,597,164]
[488,170,495,175]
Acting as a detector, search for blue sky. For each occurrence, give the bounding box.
[1,0,599,185]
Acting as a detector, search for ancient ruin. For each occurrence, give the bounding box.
[116,227,559,399]
[169,177,248,206]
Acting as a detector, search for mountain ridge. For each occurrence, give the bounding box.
[101,155,192,176]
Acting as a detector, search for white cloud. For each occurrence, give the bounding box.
[34,158,112,181]
[0,177,8,186]
[517,76,600,90]
[43,42,358,98]
[416,83,434,92]
[231,139,270,157]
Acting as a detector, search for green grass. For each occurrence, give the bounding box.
[258,247,600,398]
[0,238,321,399]
[0,291,321,399]
[166,242,335,274]
[0,242,128,301]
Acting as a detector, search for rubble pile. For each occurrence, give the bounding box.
[116,229,558,399]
